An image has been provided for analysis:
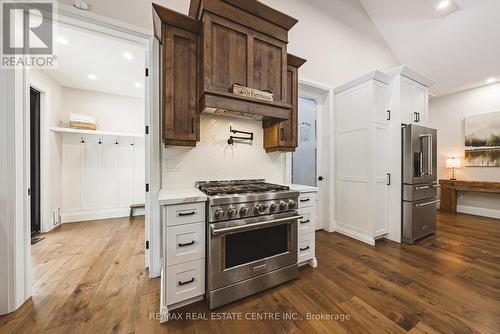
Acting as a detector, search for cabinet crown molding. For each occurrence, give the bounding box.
[335,70,391,94]
[386,65,435,88]
[189,0,298,30]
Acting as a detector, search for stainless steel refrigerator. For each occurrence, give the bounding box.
[402,124,439,244]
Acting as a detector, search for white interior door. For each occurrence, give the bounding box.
[293,91,326,231]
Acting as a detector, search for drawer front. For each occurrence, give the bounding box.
[165,202,205,227]
[412,199,437,239]
[403,183,437,201]
[297,207,315,235]
[166,222,205,266]
[298,193,317,208]
[298,232,315,264]
[166,259,205,305]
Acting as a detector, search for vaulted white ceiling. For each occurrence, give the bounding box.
[359,0,500,96]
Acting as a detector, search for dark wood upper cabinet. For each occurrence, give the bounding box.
[264,54,306,152]
[153,4,201,147]
[154,1,305,149]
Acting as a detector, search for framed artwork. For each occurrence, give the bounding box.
[464,111,500,167]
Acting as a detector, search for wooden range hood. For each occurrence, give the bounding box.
[190,0,298,124]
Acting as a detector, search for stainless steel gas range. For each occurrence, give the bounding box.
[196,179,301,309]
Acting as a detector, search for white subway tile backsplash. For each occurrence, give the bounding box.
[162,114,286,189]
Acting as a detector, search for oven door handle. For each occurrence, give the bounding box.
[211,215,303,236]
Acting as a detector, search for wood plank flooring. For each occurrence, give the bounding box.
[1,212,499,333]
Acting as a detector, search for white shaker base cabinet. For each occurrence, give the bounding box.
[334,71,392,245]
[158,189,208,323]
[293,187,318,267]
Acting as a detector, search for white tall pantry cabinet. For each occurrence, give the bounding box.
[334,71,392,245]
[335,66,434,245]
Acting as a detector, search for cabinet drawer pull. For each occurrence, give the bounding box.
[387,173,391,186]
[300,220,310,224]
[178,278,195,286]
[300,198,310,202]
[413,112,419,122]
[178,211,196,217]
[387,110,391,121]
[280,128,285,141]
[300,246,310,251]
[178,241,195,247]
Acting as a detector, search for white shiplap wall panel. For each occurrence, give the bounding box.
[61,133,144,222]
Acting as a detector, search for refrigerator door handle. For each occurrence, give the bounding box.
[419,134,433,176]
[415,200,440,208]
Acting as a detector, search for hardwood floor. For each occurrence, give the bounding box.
[1,212,499,333]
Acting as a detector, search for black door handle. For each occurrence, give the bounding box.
[178,278,195,286]
[178,241,195,247]
[318,176,324,181]
[300,246,310,251]
[387,173,391,186]
[178,211,196,216]
[387,110,391,121]
[280,127,285,141]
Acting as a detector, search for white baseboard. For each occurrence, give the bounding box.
[335,224,375,245]
[457,205,500,220]
[60,207,144,223]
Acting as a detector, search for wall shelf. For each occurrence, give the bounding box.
[51,127,144,138]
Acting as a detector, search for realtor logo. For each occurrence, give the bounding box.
[1,0,57,67]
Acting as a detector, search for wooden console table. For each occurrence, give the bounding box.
[439,179,500,214]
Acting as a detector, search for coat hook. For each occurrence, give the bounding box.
[80,137,85,144]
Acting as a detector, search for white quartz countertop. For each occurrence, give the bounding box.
[158,188,207,205]
[285,184,319,193]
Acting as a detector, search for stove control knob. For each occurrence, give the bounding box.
[254,204,268,214]
[227,208,237,218]
[215,208,225,220]
[279,201,287,209]
[239,207,249,216]
[269,203,279,212]
[288,200,296,209]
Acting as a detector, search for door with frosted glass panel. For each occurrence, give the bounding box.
[292,97,317,187]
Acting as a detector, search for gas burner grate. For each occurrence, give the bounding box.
[197,179,289,196]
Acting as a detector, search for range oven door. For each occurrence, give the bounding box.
[208,211,299,290]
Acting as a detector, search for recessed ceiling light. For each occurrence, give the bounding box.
[134,82,142,88]
[88,74,97,80]
[437,0,450,10]
[123,52,133,60]
[56,36,68,45]
[486,78,497,84]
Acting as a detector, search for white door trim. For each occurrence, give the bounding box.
[294,78,335,232]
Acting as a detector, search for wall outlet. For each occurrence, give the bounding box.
[164,160,180,172]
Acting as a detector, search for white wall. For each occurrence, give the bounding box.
[30,70,65,232]
[430,83,500,218]
[62,88,144,134]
